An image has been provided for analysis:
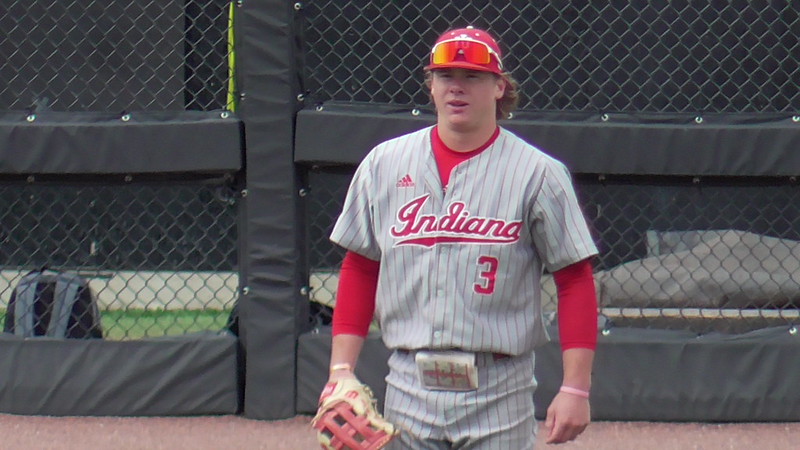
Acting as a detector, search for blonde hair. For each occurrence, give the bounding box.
[424,70,520,120]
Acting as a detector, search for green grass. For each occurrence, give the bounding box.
[1,308,233,341]
[101,309,232,340]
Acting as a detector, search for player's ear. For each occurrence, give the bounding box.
[494,77,506,100]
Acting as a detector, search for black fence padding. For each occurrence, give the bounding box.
[298,327,800,422]
[0,331,239,416]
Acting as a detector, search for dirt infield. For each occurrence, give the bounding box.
[1,414,799,449]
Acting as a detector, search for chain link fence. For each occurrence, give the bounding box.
[0,1,236,339]
[301,1,800,113]
[300,2,800,333]
[0,175,240,340]
[305,170,800,333]
[4,1,800,338]
[0,0,232,112]
[580,176,800,333]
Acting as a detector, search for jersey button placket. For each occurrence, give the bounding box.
[431,261,446,346]
[430,199,449,347]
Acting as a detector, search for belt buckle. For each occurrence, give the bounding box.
[414,350,479,391]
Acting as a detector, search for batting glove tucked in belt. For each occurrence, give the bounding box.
[311,378,398,450]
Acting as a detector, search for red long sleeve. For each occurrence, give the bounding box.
[553,258,598,350]
[331,251,380,337]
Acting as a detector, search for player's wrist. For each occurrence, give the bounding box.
[328,363,356,381]
[330,362,353,373]
[559,385,590,399]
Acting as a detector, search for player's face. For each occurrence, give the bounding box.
[430,68,505,132]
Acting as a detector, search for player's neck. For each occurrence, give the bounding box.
[436,122,498,153]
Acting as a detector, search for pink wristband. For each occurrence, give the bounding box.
[560,386,590,399]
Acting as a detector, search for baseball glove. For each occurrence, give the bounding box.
[311,378,398,449]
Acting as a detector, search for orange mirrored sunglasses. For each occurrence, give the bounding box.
[430,38,503,70]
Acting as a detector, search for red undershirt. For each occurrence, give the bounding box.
[332,126,598,351]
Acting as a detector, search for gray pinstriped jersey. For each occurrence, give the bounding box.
[330,126,598,355]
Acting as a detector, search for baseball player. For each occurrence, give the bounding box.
[320,26,599,448]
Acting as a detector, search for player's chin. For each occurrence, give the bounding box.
[442,112,473,128]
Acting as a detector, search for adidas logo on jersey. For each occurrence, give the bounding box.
[396,174,415,188]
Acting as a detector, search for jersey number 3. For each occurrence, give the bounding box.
[474,256,499,295]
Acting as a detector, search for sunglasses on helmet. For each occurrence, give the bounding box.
[430,37,504,71]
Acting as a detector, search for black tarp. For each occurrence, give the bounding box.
[0,111,241,174]
[295,105,800,177]
[0,331,239,416]
[298,327,800,421]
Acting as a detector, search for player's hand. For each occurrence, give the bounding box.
[311,377,398,449]
[544,391,590,444]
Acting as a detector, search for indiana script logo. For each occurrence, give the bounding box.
[390,194,522,247]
